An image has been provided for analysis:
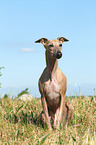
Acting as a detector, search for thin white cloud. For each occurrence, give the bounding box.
[21,48,35,52]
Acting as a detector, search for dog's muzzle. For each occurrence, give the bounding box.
[56,51,62,59]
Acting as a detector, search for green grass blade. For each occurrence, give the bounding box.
[40,134,50,145]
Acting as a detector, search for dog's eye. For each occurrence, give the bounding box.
[59,44,62,47]
[49,44,54,47]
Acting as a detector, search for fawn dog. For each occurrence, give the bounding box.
[35,37,74,130]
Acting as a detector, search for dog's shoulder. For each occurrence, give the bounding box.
[39,67,49,84]
[57,68,67,81]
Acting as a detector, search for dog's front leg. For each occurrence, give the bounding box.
[41,96,52,131]
[58,94,66,128]
[39,81,52,131]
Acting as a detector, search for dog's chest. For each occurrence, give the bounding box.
[44,79,60,100]
[43,79,61,109]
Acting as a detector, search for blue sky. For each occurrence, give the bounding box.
[0,0,96,97]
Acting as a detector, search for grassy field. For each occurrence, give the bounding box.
[0,95,96,145]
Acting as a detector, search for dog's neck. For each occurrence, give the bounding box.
[46,50,58,81]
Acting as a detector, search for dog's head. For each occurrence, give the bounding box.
[35,37,69,59]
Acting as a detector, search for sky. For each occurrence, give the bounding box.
[0,0,96,97]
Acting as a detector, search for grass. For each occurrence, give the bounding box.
[0,95,96,145]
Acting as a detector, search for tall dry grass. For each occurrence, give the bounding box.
[0,95,96,144]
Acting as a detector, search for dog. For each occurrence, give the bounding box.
[35,37,74,130]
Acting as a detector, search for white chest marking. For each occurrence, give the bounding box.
[44,79,60,100]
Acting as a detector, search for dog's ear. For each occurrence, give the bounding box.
[35,38,48,45]
[57,37,69,43]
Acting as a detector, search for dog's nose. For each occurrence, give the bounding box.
[56,51,62,59]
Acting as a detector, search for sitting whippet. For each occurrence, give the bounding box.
[35,37,74,130]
